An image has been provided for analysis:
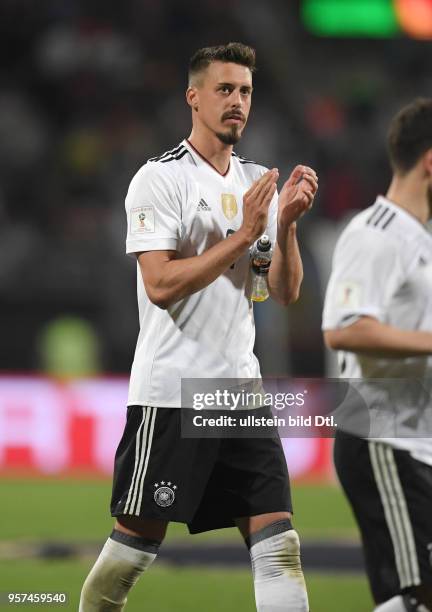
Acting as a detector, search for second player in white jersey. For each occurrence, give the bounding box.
[323,99,432,612]
[323,195,432,462]
[323,195,432,380]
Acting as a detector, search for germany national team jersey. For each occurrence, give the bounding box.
[323,196,432,464]
[124,139,278,408]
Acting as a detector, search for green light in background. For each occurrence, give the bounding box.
[302,0,400,37]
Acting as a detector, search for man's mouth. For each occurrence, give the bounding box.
[222,113,245,124]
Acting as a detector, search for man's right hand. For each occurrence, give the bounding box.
[240,169,279,244]
[137,171,280,309]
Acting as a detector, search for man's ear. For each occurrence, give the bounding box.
[424,148,432,177]
[186,87,199,111]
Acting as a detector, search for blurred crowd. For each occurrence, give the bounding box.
[1,0,431,376]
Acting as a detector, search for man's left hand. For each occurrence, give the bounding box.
[277,165,318,229]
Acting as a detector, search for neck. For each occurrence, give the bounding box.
[386,171,429,225]
[188,125,233,175]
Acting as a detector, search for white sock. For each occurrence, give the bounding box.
[374,596,407,612]
[375,595,431,612]
[79,531,159,612]
[248,521,309,612]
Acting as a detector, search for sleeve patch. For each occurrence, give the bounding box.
[130,206,155,234]
[335,281,361,309]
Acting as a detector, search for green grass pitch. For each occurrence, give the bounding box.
[0,560,373,611]
[0,478,373,610]
[1,478,358,541]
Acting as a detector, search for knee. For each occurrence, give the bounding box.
[115,517,167,543]
[249,522,303,580]
[265,528,302,573]
[282,528,300,550]
[283,529,301,558]
[79,534,159,611]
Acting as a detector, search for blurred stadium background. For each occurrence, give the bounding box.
[1,0,431,609]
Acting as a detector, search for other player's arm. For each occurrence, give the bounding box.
[324,317,432,358]
[138,170,278,309]
[268,165,318,305]
[323,230,432,358]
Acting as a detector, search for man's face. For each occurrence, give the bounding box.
[189,61,253,145]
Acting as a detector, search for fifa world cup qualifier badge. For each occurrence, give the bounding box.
[154,481,177,507]
[130,206,155,234]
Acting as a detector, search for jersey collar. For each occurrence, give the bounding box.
[184,139,232,178]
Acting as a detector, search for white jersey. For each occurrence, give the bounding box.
[323,196,432,464]
[125,139,278,408]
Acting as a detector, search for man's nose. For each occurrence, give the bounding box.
[230,89,242,108]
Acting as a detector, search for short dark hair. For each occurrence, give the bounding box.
[188,42,256,84]
[387,98,432,174]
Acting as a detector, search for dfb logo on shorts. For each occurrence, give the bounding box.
[154,481,177,507]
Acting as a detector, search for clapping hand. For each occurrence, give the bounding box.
[277,165,318,228]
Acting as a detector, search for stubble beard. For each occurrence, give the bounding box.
[216,125,242,145]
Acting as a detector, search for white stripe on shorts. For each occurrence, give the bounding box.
[124,406,147,514]
[128,406,156,516]
[368,442,420,588]
[134,407,157,516]
[382,444,420,585]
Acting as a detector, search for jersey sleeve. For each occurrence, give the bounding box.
[322,228,406,330]
[125,163,182,255]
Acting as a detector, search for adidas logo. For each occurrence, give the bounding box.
[196,198,211,212]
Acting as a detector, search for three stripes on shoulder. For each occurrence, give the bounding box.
[366,204,396,230]
[148,144,189,164]
[148,144,257,165]
[232,152,257,165]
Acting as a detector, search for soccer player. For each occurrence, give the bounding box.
[323,98,432,612]
[79,43,317,611]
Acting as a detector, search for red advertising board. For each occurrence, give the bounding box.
[0,376,334,482]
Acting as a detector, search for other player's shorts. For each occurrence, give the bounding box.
[111,405,292,534]
[334,429,432,604]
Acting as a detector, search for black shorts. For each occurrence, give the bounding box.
[111,405,292,534]
[334,430,432,604]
